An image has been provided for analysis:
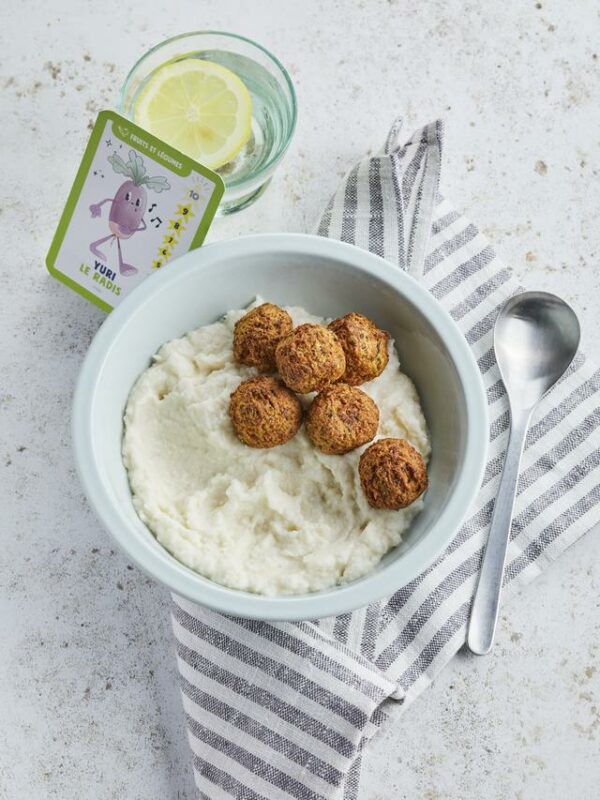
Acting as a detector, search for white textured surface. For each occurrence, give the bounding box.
[1,1,599,798]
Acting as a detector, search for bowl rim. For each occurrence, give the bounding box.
[72,233,489,620]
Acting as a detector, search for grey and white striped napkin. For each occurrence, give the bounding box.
[172,119,600,800]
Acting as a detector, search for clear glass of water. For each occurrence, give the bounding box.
[120,32,297,214]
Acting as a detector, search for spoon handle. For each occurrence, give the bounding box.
[467,411,530,655]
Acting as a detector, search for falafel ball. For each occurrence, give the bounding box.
[328,312,389,385]
[275,323,346,394]
[358,438,428,510]
[229,376,303,448]
[306,384,379,455]
[233,303,293,372]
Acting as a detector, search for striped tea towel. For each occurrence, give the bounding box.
[172,119,600,800]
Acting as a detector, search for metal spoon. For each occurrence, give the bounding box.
[467,291,580,655]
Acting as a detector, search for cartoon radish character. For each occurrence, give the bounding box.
[89,149,170,276]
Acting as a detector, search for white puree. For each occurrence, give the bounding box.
[123,302,431,596]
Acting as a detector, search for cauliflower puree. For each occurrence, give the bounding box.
[122,302,430,596]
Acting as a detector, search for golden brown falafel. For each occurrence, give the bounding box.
[358,438,428,510]
[306,384,379,455]
[275,323,346,394]
[233,303,293,372]
[229,376,303,448]
[328,312,389,385]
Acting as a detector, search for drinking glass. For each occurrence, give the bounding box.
[120,31,297,214]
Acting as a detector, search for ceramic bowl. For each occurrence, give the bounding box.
[72,234,488,620]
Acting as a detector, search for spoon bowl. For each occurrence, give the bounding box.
[495,291,581,411]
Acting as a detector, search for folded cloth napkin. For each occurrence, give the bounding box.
[172,120,600,800]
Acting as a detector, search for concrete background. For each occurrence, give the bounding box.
[1,1,599,798]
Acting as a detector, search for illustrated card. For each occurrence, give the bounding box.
[46,110,224,311]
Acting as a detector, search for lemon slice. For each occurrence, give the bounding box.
[134,58,252,169]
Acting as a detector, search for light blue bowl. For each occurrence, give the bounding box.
[73,234,488,620]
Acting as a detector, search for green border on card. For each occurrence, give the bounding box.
[46,109,224,313]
